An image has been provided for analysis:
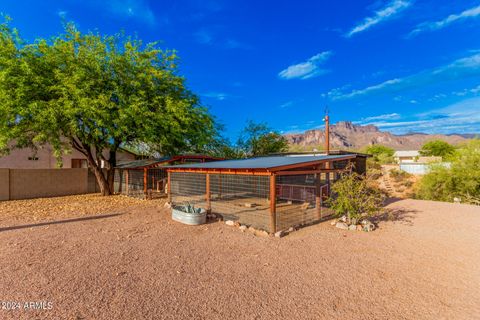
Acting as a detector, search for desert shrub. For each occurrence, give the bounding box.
[389,168,411,182]
[419,140,455,158]
[365,145,395,164]
[416,139,480,204]
[327,172,384,223]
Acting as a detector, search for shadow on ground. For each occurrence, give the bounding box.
[0,213,123,233]
[374,198,419,226]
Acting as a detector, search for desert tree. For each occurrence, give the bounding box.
[0,19,218,195]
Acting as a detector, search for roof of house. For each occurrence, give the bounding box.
[394,150,420,157]
[167,154,356,171]
[116,155,223,169]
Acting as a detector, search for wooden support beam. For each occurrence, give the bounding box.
[167,171,171,203]
[143,168,148,195]
[269,174,277,234]
[315,173,321,220]
[206,173,211,213]
[125,170,129,195]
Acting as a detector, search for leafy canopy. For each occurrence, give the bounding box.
[364,145,394,164]
[0,19,218,194]
[419,140,455,158]
[236,121,288,157]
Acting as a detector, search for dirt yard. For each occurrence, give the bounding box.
[0,195,479,319]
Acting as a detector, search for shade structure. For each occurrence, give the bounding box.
[114,155,223,199]
[167,153,367,233]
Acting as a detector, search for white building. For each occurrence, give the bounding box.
[393,150,419,163]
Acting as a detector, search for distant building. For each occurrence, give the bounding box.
[0,144,137,169]
[394,150,419,163]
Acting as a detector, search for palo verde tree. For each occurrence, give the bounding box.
[419,140,455,158]
[237,121,288,157]
[0,19,217,195]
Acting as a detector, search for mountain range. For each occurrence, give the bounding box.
[284,121,477,151]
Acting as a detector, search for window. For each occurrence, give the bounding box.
[28,156,39,161]
[71,159,88,168]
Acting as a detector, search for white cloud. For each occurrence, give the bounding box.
[363,97,480,134]
[201,92,231,101]
[278,51,333,80]
[361,113,401,122]
[346,0,412,37]
[106,0,155,25]
[57,10,68,18]
[279,101,294,108]
[194,29,213,44]
[409,5,480,37]
[329,53,480,100]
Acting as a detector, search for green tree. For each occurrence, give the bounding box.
[416,139,480,204]
[327,171,383,224]
[364,145,395,164]
[237,121,288,157]
[0,20,217,195]
[419,140,455,158]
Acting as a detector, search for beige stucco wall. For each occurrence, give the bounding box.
[0,169,9,201]
[8,169,89,200]
[0,144,136,169]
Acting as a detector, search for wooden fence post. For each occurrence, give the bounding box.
[315,173,321,220]
[269,174,277,234]
[167,171,171,203]
[206,173,211,213]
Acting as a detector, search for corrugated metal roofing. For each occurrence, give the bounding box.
[168,154,355,170]
[116,157,171,169]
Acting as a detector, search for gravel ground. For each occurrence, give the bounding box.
[0,195,479,320]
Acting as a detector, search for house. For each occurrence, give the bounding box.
[166,153,367,233]
[0,144,137,169]
[394,150,419,163]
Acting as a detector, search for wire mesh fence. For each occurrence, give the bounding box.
[114,168,168,199]
[275,174,332,231]
[169,171,336,233]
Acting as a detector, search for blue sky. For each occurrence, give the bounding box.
[2,0,480,139]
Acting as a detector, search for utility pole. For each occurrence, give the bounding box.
[323,106,330,155]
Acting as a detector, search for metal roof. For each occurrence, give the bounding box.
[116,157,172,169]
[167,154,355,171]
[116,154,223,169]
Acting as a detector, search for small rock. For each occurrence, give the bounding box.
[335,222,349,230]
[288,227,295,232]
[225,220,235,226]
[274,230,285,238]
[255,230,269,237]
[239,225,247,232]
[234,221,241,227]
[164,202,172,208]
[362,222,375,232]
[339,215,347,223]
[453,197,461,204]
[356,225,363,231]
[248,227,256,234]
[348,224,356,231]
[244,203,256,208]
[330,220,337,226]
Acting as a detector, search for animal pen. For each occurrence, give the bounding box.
[167,154,367,233]
[114,155,222,199]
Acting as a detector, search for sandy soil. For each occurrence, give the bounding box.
[0,195,479,319]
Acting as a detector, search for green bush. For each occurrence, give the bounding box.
[364,145,395,164]
[416,139,480,204]
[327,172,384,223]
[419,140,455,158]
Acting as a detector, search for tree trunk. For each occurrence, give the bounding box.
[83,145,112,196]
[106,149,117,194]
